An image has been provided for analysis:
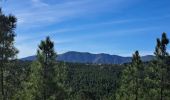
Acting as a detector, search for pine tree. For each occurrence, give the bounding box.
[154,32,169,100]
[0,9,18,100]
[37,36,56,100]
[18,37,67,100]
[132,51,142,100]
[37,36,67,100]
[116,51,143,100]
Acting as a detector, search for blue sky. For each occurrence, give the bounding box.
[1,0,170,58]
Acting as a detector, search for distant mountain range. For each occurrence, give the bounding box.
[21,51,154,64]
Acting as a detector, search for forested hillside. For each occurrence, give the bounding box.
[4,61,124,100]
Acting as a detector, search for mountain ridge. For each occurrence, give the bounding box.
[21,51,154,64]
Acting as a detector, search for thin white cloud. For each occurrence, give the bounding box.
[3,0,137,29]
[31,0,49,7]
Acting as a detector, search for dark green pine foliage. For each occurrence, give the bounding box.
[154,32,170,100]
[16,37,67,100]
[66,63,123,100]
[37,36,67,100]
[14,61,122,100]
[0,9,18,100]
[116,51,143,100]
[8,61,32,100]
[37,36,56,100]
[132,51,144,100]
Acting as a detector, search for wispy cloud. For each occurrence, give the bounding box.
[3,0,136,29]
[31,0,48,7]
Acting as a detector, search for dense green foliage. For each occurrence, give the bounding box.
[116,51,143,100]
[0,9,18,100]
[0,60,124,100]
[65,63,124,100]
[16,37,68,100]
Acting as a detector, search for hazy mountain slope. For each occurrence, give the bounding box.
[21,51,154,64]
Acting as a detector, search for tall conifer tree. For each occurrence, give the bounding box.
[37,36,56,100]
[154,32,169,100]
[132,51,142,100]
[0,9,18,100]
[116,51,143,100]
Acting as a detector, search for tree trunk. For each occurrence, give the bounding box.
[1,41,5,100]
[135,77,138,100]
[1,61,5,100]
[43,54,48,100]
[43,64,46,100]
[160,70,163,100]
